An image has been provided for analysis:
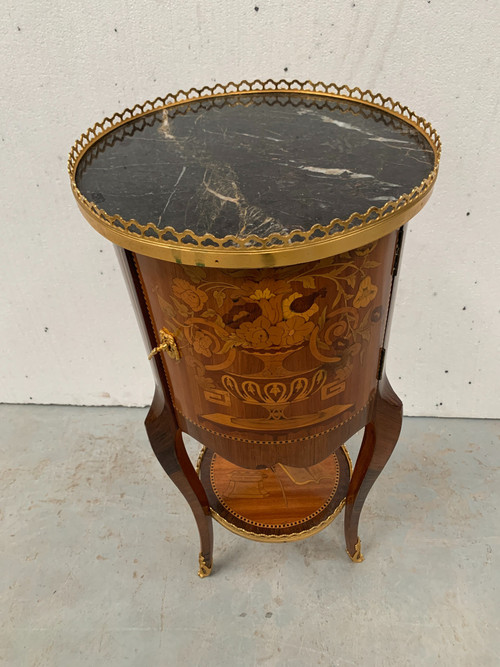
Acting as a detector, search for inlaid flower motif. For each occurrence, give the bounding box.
[237,316,283,349]
[282,292,319,321]
[193,331,213,357]
[280,316,315,346]
[172,278,208,312]
[241,279,289,300]
[250,287,275,301]
[355,242,377,256]
[237,278,289,325]
[353,277,378,308]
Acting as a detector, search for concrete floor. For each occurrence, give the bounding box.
[1,405,498,666]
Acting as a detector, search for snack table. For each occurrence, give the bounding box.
[69,80,440,576]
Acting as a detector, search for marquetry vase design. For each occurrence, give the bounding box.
[134,232,397,455]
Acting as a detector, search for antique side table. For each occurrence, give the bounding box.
[69,81,440,577]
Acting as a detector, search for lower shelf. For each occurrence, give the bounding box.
[198,447,352,542]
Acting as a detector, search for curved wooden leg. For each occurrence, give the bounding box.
[146,388,214,577]
[344,374,403,562]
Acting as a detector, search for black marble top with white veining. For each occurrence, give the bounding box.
[75,93,435,239]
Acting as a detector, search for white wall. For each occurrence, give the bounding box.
[1,1,498,417]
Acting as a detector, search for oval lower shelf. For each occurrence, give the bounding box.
[198,446,352,542]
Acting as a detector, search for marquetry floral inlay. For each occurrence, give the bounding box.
[156,241,384,407]
[353,276,378,309]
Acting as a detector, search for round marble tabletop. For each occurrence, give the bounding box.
[70,83,440,267]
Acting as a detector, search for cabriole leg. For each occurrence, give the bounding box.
[145,388,214,577]
[344,375,403,561]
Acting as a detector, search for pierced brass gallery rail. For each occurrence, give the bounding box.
[68,79,441,269]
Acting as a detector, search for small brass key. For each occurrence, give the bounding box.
[148,328,181,361]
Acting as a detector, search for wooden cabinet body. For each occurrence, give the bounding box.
[133,232,398,468]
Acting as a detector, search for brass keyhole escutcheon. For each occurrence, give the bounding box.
[148,328,181,361]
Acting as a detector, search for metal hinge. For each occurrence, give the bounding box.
[376,347,386,381]
[148,328,181,361]
[391,227,405,276]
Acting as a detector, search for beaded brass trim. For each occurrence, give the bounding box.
[210,502,346,543]
[68,79,440,268]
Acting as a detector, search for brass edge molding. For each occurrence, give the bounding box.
[69,80,441,269]
[210,500,346,543]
